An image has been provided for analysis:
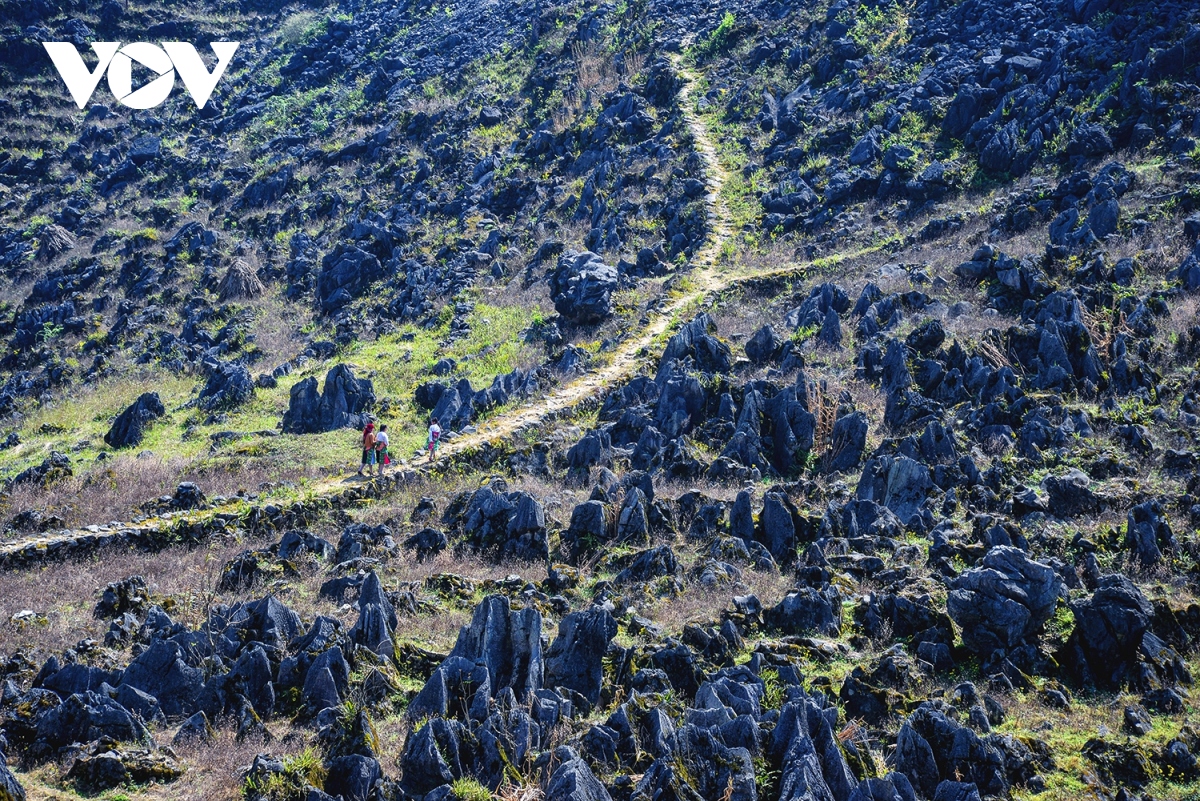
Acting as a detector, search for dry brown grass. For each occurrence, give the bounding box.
[645,584,728,634]
[1163,290,1199,343]
[0,536,253,657]
[943,305,1010,342]
[406,85,459,117]
[240,292,312,368]
[842,378,886,445]
[169,723,310,801]
[709,287,776,345]
[13,723,313,801]
[1,454,311,533]
[645,553,795,637]
[1107,212,1190,279]
[571,41,611,93]
[553,41,645,132]
[0,485,559,660]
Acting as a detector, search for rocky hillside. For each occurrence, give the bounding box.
[0,0,1199,800]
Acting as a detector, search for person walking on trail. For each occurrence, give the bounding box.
[357,422,376,476]
[374,424,390,476]
[426,418,441,462]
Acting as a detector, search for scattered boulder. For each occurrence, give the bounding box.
[318,244,386,312]
[277,530,334,561]
[66,745,183,791]
[856,455,932,524]
[119,639,203,717]
[613,545,680,585]
[1081,737,1153,789]
[95,575,149,619]
[198,362,255,411]
[745,324,781,364]
[948,547,1062,656]
[36,224,76,262]
[764,586,843,636]
[551,251,618,324]
[403,528,447,561]
[347,572,398,658]
[1063,575,1157,690]
[892,706,1007,798]
[1067,123,1113,158]
[1125,499,1175,566]
[173,711,215,746]
[1041,468,1104,516]
[8,451,72,487]
[324,754,382,801]
[563,500,610,558]
[444,594,543,702]
[758,492,799,565]
[35,691,148,749]
[104,392,165,449]
[827,411,868,473]
[546,745,612,801]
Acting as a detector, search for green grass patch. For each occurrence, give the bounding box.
[844,3,910,56]
[242,746,326,801]
[450,777,492,801]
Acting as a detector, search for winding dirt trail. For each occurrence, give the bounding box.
[0,57,836,568]
[442,56,735,457]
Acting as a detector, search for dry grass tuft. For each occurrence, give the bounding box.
[169,724,313,801]
[646,563,794,637]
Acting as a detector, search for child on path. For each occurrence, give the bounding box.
[357,422,376,476]
[426,418,441,462]
[374,424,390,476]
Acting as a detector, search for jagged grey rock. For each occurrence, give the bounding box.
[947,546,1062,656]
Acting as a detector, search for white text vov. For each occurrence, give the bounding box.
[42,41,240,110]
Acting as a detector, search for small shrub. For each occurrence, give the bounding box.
[693,11,737,60]
[24,214,52,238]
[791,323,818,343]
[243,747,326,801]
[280,11,324,44]
[846,3,910,56]
[37,321,64,343]
[450,777,492,801]
[708,11,737,51]
[760,668,785,710]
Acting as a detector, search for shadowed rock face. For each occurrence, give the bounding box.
[199,362,255,411]
[34,691,148,749]
[445,594,544,702]
[104,392,165,449]
[544,607,618,705]
[281,364,375,434]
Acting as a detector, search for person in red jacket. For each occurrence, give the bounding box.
[357,422,376,476]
